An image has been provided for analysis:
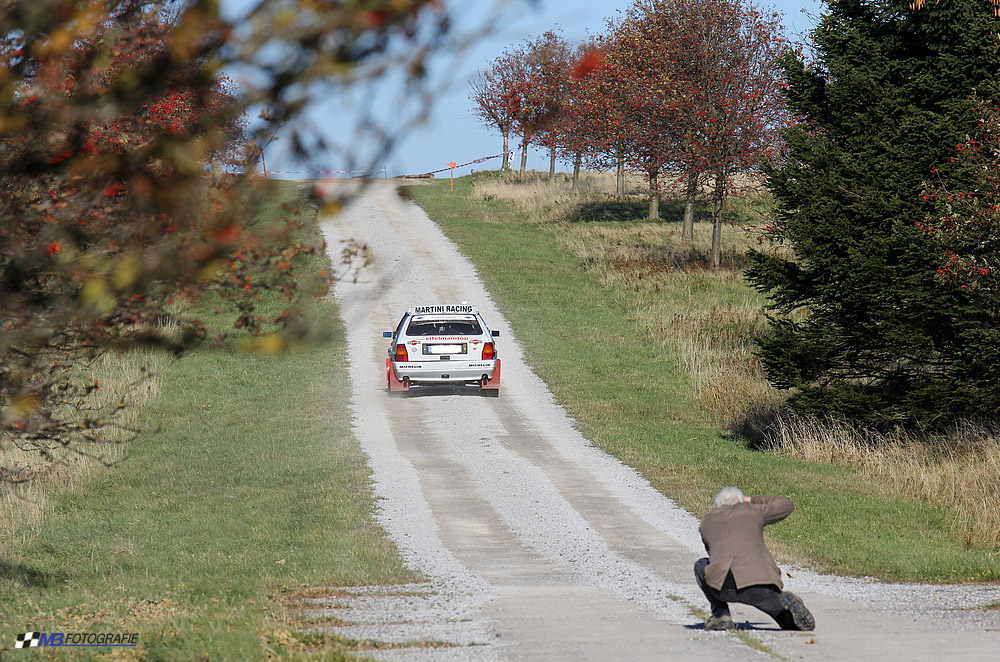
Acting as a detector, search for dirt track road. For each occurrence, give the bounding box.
[320,180,1000,661]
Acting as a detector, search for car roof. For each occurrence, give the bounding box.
[409,314,477,321]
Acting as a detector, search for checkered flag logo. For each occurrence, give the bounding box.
[15,632,42,648]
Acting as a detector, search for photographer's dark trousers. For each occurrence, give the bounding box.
[694,557,790,626]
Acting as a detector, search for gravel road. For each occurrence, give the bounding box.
[319,180,1000,661]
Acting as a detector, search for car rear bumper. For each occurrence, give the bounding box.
[390,359,498,385]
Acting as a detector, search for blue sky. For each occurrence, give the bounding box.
[253,0,822,177]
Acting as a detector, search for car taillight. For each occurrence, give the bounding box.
[482,342,495,360]
[395,344,408,361]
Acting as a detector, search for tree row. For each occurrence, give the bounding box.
[470,0,789,268]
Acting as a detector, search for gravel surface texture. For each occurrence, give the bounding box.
[319,180,1000,661]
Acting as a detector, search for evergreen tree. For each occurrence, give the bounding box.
[747,0,1000,427]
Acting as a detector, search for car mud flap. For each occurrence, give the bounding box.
[481,359,500,390]
[387,358,409,392]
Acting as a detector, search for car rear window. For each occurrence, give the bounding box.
[406,319,483,336]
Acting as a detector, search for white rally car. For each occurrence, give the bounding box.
[383,304,500,395]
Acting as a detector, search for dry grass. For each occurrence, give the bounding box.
[0,348,165,550]
[758,414,1000,549]
[474,172,784,427]
[666,303,784,425]
[639,275,785,426]
[472,172,1000,548]
[472,170,650,212]
[471,169,765,217]
[571,241,782,429]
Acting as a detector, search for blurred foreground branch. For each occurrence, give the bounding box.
[0,0,496,479]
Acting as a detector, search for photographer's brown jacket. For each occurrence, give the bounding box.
[698,495,794,591]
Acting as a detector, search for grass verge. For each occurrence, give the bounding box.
[402,172,1000,582]
[0,180,418,660]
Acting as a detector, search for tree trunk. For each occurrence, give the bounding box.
[502,131,510,170]
[572,152,581,191]
[519,140,529,177]
[682,171,698,241]
[648,169,660,221]
[549,145,556,180]
[616,152,625,196]
[711,174,726,269]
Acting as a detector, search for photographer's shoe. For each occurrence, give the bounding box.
[777,592,815,631]
[704,613,736,631]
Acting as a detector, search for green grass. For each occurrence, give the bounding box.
[0,181,417,660]
[403,174,1000,583]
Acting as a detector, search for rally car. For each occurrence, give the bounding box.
[383,304,500,395]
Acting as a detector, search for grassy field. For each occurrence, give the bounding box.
[0,181,417,660]
[3,171,995,661]
[403,171,1000,582]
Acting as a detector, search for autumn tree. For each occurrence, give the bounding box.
[748,0,1000,427]
[557,42,606,190]
[497,42,536,177]
[585,0,786,226]
[470,57,522,171]
[0,0,459,480]
[607,10,685,220]
[523,30,573,180]
[2,11,292,478]
[472,42,537,176]
[562,36,631,195]
[628,0,788,262]
[693,0,787,268]
[474,32,573,178]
